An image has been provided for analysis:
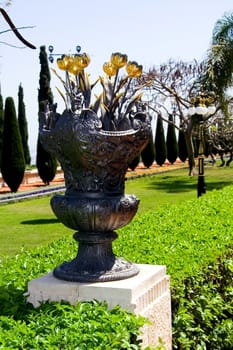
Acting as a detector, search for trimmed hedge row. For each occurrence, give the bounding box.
[172,252,233,349]
[0,186,233,348]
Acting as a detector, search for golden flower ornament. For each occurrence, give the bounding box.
[110,52,128,69]
[52,51,146,131]
[103,62,117,77]
[126,61,143,78]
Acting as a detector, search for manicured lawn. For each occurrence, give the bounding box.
[0,198,71,260]
[126,163,233,213]
[0,162,233,260]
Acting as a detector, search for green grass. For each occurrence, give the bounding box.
[126,163,233,213]
[1,162,233,260]
[0,198,71,260]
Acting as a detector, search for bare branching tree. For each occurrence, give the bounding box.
[0,7,36,49]
[139,60,217,175]
[139,12,233,175]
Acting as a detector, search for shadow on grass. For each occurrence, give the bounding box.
[146,176,233,193]
[21,218,59,225]
[205,180,233,191]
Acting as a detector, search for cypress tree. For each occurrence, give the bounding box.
[155,114,166,166]
[1,97,25,192]
[37,45,57,184]
[128,154,140,171]
[38,46,53,105]
[141,131,155,168]
[166,114,178,164]
[0,93,4,170]
[178,125,188,162]
[18,83,31,165]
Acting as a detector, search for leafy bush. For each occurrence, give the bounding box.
[172,253,233,349]
[0,239,147,349]
[117,187,233,284]
[0,186,233,348]
[0,300,146,349]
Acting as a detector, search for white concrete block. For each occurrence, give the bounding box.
[27,264,172,349]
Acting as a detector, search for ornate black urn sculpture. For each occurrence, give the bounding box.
[39,52,151,282]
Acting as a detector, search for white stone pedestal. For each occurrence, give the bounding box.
[27,264,172,349]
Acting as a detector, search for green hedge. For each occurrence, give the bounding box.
[172,252,233,349]
[116,186,233,284]
[0,186,233,349]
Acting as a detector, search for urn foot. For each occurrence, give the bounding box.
[53,231,139,282]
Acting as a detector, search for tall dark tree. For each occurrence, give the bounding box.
[141,131,155,168]
[128,154,140,171]
[166,114,178,164]
[155,114,166,166]
[38,46,53,105]
[36,45,57,185]
[178,126,188,162]
[18,83,31,165]
[1,97,25,192]
[0,93,4,169]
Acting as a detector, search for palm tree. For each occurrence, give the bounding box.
[202,12,233,113]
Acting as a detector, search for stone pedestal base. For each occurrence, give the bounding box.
[27,264,172,349]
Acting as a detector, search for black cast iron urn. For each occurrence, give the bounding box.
[39,107,150,282]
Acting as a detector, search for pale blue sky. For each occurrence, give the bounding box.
[0,0,233,162]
